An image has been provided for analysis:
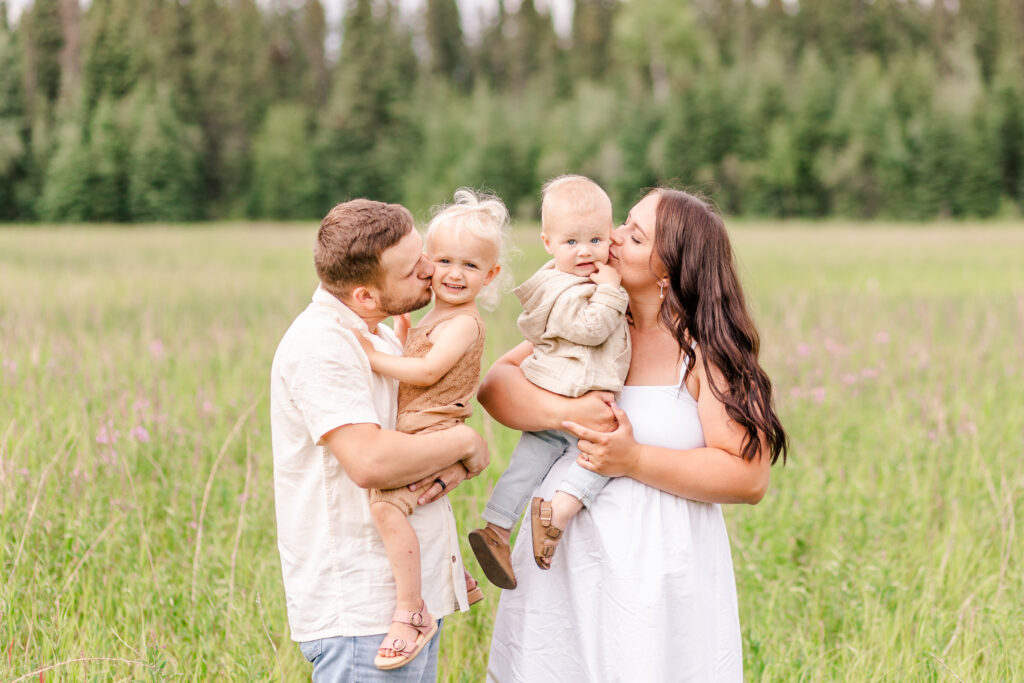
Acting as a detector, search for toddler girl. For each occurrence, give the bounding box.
[356,189,509,671]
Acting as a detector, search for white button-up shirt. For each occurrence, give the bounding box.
[270,285,468,642]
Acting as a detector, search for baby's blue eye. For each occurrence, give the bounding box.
[591,237,601,244]
[438,258,450,264]
[567,239,576,246]
[466,262,478,269]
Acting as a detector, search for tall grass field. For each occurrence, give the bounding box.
[2,222,1022,681]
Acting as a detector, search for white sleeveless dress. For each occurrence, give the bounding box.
[487,372,743,682]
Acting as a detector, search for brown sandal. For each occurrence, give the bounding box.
[469,526,517,589]
[530,497,563,570]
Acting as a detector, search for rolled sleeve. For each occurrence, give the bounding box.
[288,329,380,444]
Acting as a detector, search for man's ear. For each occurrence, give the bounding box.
[540,232,553,255]
[348,285,379,312]
[483,263,501,286]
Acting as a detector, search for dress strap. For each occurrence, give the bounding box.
[417,309,484,337]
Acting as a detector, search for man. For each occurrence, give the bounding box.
[270,198,489,681]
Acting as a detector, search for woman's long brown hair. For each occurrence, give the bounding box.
[652,189,788,464]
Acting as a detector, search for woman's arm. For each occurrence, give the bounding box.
[355,315,478,386]
[563,355,771,505]
[477,341,618,433]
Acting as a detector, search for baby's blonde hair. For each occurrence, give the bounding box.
[425,188,511,310]
[540,174,612,234]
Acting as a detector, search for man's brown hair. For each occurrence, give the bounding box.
[315,199,414,298]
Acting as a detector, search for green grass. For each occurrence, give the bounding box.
[1,221,1022,681]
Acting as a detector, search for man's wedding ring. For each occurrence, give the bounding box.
[434,478,447,491]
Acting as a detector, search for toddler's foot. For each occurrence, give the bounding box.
[374,601,437,671]
[469,524,517,589]
[465,570,485,606]
[530,497,563,570]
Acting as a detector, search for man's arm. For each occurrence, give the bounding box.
[323,422,489,490]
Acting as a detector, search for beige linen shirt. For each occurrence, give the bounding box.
[516,260,631,398]
[270,285,468,642]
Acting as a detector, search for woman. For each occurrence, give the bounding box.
[478,188,787,681]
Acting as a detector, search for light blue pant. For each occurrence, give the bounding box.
[299,619,443,682]
[482,430,610,529]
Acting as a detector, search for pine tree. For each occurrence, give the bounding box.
[85,95,129,221]
[993,61,1024,205]
[0,2,28,219]
[316,0,418,206]
[424,0,469,86]
[188,0,267,216]
[20,0,64,113]
[128,84,201,222]
[571,0,617,82]
[37,121,90,221]
[82,0,138,116]
[249,103,318,219]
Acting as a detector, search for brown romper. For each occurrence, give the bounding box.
[369,309,486,515]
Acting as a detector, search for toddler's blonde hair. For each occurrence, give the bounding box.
[540,175,612,235]
[425,188,511,310]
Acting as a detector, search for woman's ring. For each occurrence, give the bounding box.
[434,478,447,491]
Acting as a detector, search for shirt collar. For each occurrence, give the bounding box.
[311,284,370,332]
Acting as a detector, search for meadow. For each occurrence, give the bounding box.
[1,221,1022,681]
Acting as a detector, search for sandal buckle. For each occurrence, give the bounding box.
[409,611,424,627]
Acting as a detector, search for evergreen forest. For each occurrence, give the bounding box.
[1,0,1023,222]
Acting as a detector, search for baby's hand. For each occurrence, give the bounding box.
[590,261,621,288]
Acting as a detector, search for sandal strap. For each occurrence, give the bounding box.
[382,636,415,656]
[538,501,553,526]
[390,605,434,634]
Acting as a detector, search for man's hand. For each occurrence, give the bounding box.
[590,261,621,288]
[409,462,469,505]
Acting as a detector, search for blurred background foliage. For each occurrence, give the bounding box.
[0,0,1022,223]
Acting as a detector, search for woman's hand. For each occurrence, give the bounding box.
[408,462,469,505]
[562,402,641,478]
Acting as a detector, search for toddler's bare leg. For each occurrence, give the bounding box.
[371,501,423,658]
[550,490,584,530]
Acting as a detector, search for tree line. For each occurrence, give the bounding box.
[0,0,1022,223]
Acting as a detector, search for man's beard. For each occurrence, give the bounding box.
[378,287,432,317]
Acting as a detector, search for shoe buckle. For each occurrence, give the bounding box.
[409,611,424,627]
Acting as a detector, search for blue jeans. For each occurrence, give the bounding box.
[299,619,443,682]
[482,430,610,529]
